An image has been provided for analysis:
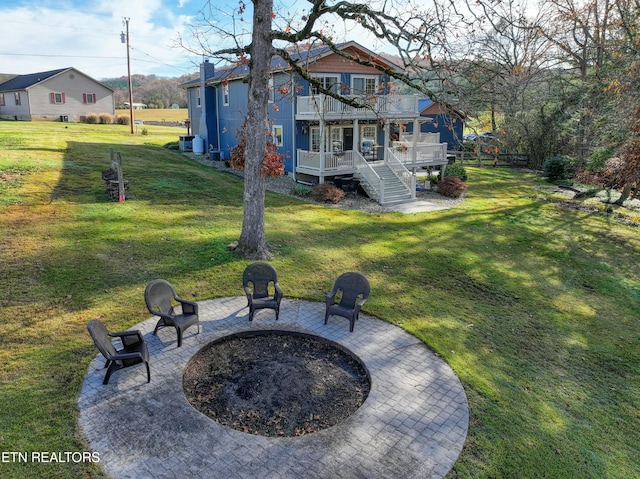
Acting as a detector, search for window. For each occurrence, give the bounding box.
[311,127,321,152]
[360,125,376,141]
[268,76,275,103]
[49,92,66,104]
[222,83,229,106]
[351,76,377,95]
[15,92,21,106]
[272,125,283,146]
[311,75,339,95]
[196,88,201,107]
[83,93,97,104]
[330,127,343,153]
[0,94,4,106]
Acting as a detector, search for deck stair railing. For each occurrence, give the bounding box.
[385,147,416,200]
[353,150,385,204]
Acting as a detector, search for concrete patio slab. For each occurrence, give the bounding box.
[389,200,451,213]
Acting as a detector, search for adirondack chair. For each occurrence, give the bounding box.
[87,319,150,385]
[144,279,200,347]
[325,272,370,332]
[242,262,283,321]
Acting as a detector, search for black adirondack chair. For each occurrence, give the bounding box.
[325,272,370,332]
[87,319,150,385]
[242,262,283,321]
[144,279,200,347]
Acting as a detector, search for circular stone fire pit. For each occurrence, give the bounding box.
[183,330,371,437]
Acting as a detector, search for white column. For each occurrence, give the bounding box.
[353,119,359,154]
[319,118,326,184]
[412,119,419,164]
[383,121,390,165]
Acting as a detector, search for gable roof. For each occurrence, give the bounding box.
[181,41,403,88]
[419,98,467,120]
[0,67,114,93]
[0,68,69,91]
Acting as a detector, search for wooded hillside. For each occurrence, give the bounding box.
[102,73,197,109]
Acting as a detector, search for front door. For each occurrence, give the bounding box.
[343,128,354,151]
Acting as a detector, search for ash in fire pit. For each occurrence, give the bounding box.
[183,331,371,437]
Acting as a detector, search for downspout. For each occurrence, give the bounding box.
[215,85,221,157]
[291,75,296,181]
[198,62,208,148]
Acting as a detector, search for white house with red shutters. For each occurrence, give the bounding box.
[0,67,114,122]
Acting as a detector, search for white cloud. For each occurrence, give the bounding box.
[0,1,198,79]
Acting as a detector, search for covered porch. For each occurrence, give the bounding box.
[294,117,449,184]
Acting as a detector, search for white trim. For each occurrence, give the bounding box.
[272,124,284,146]
[222,84,229,106]
[311,74,339,95]
[351,75,378,95]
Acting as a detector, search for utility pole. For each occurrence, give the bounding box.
[121,18,134,134]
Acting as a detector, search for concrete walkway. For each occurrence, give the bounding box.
[79,297,468,479]
[389,200,451,213]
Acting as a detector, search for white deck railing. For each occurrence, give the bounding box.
[398,132,440,144]
[353,150,384,204]
[391,142,448,166]
[297,150,356,173]
[296,94,419,119]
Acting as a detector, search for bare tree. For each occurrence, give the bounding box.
[535,0,617,159]
[181,0,452,259]
[453,0,564,166]
[239,0,273,259]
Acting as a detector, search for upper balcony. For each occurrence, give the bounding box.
[295,94,420,121]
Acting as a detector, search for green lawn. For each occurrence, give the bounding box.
[0,120,638,478]
[115,108,188,123]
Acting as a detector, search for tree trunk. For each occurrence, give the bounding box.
[614,183,632,206]
[237,0,273,259]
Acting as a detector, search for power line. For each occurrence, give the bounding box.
[0,51,192,71]
[129,46,195,74]
[0,52,124,60]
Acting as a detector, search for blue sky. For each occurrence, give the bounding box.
[0,0,400,80]
[0,0,244,79]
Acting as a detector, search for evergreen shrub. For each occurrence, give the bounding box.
[443,164,468,181]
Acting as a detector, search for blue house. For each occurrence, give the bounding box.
[416,99,465,150]
[183,41,464,205]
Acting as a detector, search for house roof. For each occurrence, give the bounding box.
[418,98,434,113]
[419,98,467,120]
[0,68,69,91]
[0,67,114,93]
[181,41,403,88]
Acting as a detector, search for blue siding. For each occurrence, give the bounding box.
[217,81,247,159]
[270,72,295,172]
[186,46,417,175]
[420,115,464,150]
[204,87,217,151]
[210,71,297,171]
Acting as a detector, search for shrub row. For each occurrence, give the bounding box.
[81,114,130,125]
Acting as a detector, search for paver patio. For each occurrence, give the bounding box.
[79,297,468,479]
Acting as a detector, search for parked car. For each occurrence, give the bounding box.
[463,133,478,141]
[478,132,495,140]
